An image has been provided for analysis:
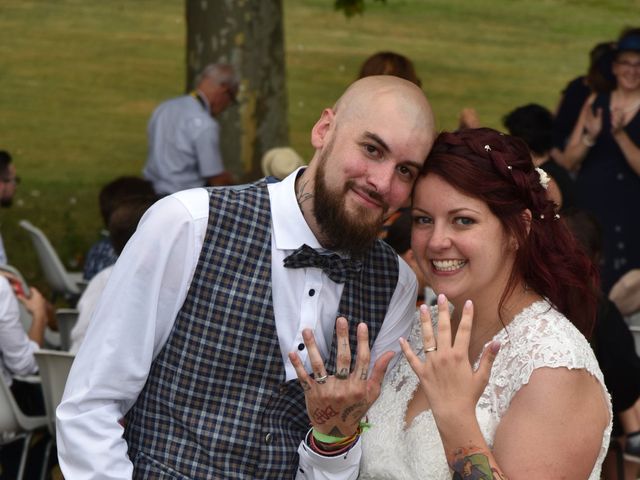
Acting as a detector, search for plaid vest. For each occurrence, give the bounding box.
[124,180,399,479]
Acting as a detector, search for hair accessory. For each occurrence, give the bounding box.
[484,145,491,152]
[507,165,513,171]
[535,167,550,190]
[554,213,561,220]
[540,214,545,220]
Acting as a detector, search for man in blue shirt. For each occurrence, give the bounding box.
[143,63,238,194]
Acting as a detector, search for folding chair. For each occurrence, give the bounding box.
[55,308,79,351]
[0,378,48,480]
[18,220,85,303]
[33,350,75,479]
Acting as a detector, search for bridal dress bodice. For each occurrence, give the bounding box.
[359,300,612,479]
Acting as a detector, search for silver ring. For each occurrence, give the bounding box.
[315,374,329,384]
[424,346,437,353]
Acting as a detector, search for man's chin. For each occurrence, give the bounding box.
[0,199,12,208]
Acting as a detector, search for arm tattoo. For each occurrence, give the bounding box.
[450,447,507,479]
[296,179,313,206]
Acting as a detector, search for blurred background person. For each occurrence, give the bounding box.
[552,41,615,161]
[564,27,640,293]
[143,63,238,195]
[503,103,576,210]
[357,51,422,87]
[261,146,305,181]
[83,176,156,281]
[0,150,20,265]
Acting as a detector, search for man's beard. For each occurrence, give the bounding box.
[312,146,388,257]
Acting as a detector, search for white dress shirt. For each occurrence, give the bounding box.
[69,265,114,354]
[57,169,417,479]
[0,276,39,385]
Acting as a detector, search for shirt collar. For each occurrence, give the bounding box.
[268,167,322,251]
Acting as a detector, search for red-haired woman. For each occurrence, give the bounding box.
[293,128,611,479]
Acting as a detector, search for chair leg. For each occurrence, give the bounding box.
[39,437,53,480]
[16,432,32,480]
[609,439,625,480]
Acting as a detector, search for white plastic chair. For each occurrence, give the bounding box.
[55,308,79,352]
[628,325,640,357]
[0,378,48,480]
[0,264,32,332]
[18,220,85,303]
[33,350,75,436]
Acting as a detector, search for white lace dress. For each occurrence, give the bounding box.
[359,300,612,479]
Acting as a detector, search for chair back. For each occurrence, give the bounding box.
[34,350,75,435]
[0,377,48,434]
[19,220,81,298]
[0,265,33,331]
[0,378,21,434]
[56,308,79,351]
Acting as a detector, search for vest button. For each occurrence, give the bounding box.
[298,343,305,351]
[265,432,273,444]
[309,289,316,296]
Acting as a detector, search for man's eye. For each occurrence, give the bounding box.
[363,144,380,157]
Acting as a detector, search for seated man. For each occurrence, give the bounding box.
[83,176,155,281]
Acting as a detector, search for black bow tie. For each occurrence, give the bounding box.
[283,244,362,284]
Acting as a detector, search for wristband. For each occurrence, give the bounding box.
[312,429,347,444]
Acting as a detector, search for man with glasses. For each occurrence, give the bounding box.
[0,150,19,264]
[143,63,238,195]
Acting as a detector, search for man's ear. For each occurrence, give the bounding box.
[311,108,335,149]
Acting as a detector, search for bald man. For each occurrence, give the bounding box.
[57,76,436,479]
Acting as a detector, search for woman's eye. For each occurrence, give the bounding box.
[413,216,433,225]
[455,217,474,226]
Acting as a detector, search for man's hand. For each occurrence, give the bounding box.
[288,317,394,439]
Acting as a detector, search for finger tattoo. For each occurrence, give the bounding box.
[335,368,349,380]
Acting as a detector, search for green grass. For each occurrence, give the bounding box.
[0,0,636,292]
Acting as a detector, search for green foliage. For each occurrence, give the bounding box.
[0,0,636,292]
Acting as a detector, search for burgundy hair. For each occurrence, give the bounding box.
[420,128,599,337]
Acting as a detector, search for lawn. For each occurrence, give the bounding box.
[0,0,636,292]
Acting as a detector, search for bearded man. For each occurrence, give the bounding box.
[57,75,436,479]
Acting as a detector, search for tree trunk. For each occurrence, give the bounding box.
[185,0,288,182]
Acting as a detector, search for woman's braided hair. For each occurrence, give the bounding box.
[420,128,598,337]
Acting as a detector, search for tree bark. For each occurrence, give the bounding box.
[185,0,288,181]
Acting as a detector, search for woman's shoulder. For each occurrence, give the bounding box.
[500,300,602,378]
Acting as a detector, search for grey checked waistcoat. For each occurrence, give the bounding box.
[124,179,399,479]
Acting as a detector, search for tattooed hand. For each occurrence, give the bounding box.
[289,316,394,438]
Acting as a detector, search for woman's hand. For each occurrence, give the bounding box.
[289,316,394,438]
[582,101,603,142]
[400,295,499,425]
